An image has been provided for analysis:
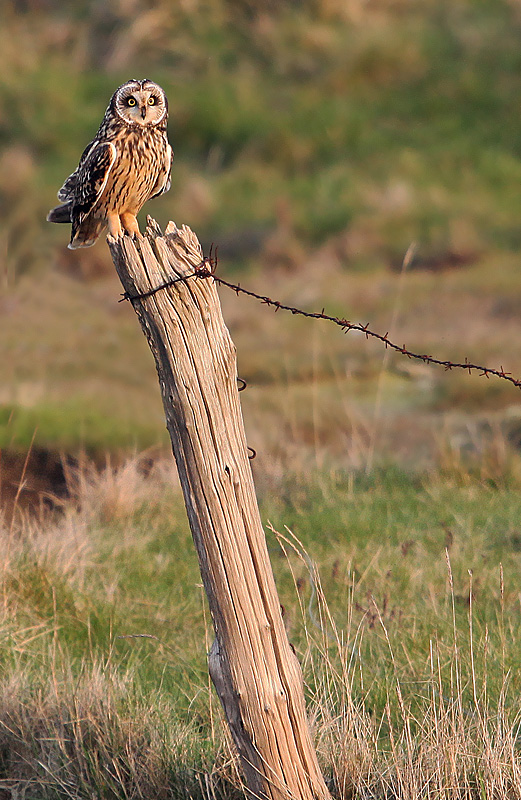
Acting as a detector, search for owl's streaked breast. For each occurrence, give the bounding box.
[99,126,169,215]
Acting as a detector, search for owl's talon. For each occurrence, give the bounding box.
[120,212,142,238]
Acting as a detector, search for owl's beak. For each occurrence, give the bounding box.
[140,106,147,119]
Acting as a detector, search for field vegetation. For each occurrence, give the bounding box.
[4,456,521,798]
[3,0,521,796]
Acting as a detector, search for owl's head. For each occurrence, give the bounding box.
[111,79,168,127]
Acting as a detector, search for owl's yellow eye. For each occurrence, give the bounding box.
[148,96,157,105]
[127,97,136,106]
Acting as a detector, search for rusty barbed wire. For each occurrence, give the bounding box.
[193,258,521,389]
[121,247,521,390]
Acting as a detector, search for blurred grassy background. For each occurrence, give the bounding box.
[3,0,521,477]
[4,0,521,269]
[5,4,521,796]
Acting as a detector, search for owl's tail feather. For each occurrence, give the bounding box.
[47,203,72,223]
[48,202,106,248]
[68,215,106,249]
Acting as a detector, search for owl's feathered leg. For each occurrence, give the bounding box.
[107,212,123,240]
[120,212,141,237]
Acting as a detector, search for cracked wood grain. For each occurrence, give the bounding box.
[108,219,332,800]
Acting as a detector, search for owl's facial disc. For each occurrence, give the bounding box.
[116,82,167,126]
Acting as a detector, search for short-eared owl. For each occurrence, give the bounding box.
[47,79,173,249]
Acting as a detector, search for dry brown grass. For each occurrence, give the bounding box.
[0,664,215,800]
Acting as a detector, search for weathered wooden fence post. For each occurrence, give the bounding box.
[108,219,331,800]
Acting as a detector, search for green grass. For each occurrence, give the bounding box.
[0,402,165,455]
[265,465,521,712]
[3,458,521,797]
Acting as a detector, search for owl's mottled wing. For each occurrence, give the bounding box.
[57,139,99,202]
[149,143,173,200]
[72,141,117,220]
